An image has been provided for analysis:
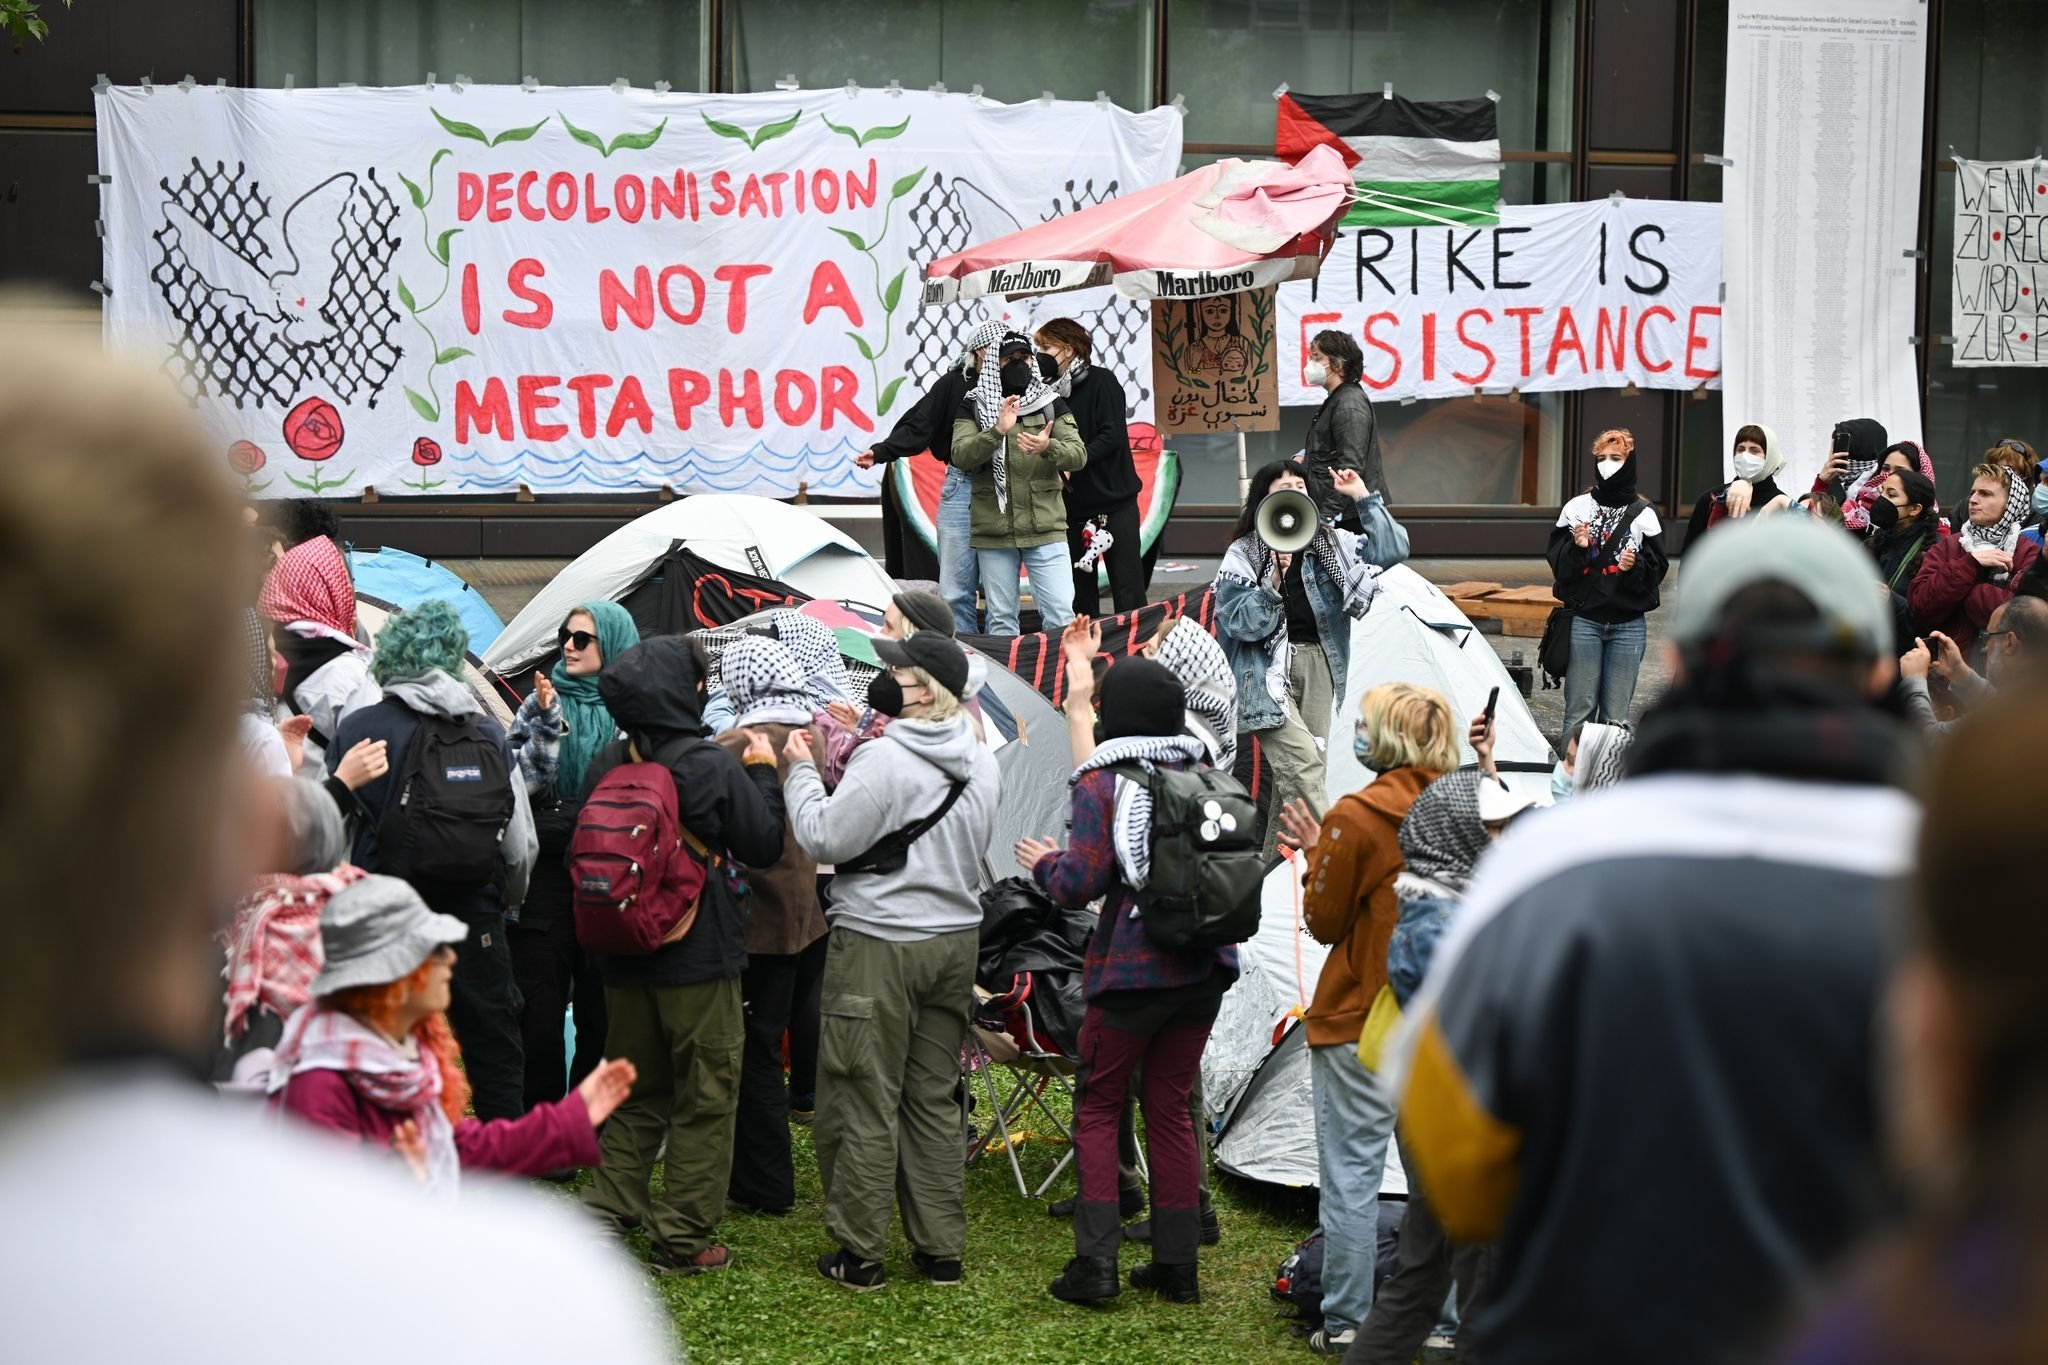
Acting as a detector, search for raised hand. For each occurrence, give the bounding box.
[1900,638,1931,681]
[854,449,877,470]
[576,1057,638,1127]
[996,395,1022,434]
[1467,713,1497,774]
[1573,522,1594,550]
[532,671,557,712]
[277,713,315,770]
[1015,836,1062,874]
[1332,467,1370,501]
[1276,798,1322,855]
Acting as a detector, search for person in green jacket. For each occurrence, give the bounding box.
[950,333,1088,636]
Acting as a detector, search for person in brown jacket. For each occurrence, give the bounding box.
[1277,682,1458,1355]
[714,633,829,1214]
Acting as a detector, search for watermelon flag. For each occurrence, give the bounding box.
[1275,92,1500,229]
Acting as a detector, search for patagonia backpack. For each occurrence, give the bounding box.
[568,760,715,955]
[1109,763,1263,951]
[377,706,514,887]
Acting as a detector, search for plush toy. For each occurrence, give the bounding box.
[1074,514,1114,572]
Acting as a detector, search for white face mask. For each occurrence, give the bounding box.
[1596,458,1625,481]
[1304,360,1328,387]
[1732,452,1767,481]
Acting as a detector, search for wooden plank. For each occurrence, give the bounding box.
[1490,585,1562,604]
[1438,581,1507,600]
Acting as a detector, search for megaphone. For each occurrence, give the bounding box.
[1255,488,1319,554]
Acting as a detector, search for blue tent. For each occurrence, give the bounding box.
[348,548,504,657]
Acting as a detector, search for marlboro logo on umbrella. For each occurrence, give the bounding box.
[1276,91,1502,229]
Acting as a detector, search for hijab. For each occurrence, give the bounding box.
[771,609,853,708]
[259,536,357,640]
[550,600,640,799]
[722,634,814,729]
[1733,422,1787,493]
[1959,464,2029,560]
[1398,771,1488,892]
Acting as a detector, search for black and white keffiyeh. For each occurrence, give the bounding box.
[244,607,276,716]
[722,634,814,729]
[1073,733,1209,890]
[1576,721,1635,792]
[1152,617,1238,770]
[1958,464,2029,565]
[1217,525,1374,709]
[1397,771,1487,892]
[970,331,1060,515]
[770,609,853,708]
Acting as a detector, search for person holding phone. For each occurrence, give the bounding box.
[1548,429,1669,748]
[1811,418,1890,511]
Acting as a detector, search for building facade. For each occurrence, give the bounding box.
[3,0,2042,556]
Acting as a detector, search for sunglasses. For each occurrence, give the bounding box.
[557,628,598,652]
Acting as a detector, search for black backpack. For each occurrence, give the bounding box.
[1109,763,1263,951]
[378,704,515,887]
[1272,1228,1327,1329]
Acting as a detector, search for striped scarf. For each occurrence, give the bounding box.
[269,1005,459,1197]
[1073,733,1208,889]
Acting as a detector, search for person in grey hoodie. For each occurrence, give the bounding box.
[780,631,1000,1292]
[325,599,537,1121]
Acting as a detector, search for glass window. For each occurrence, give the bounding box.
[1167,0,1576,150]
[1688,0,1726,203]
[724,0,1153,108]
[253,0,709,90]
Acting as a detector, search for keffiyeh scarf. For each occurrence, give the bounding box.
[1153,617,1238,770]
[1397,772,1487,892]
[723,634,815,728]
[259,536,357,640]
[244,608,277,715]
[1072,733,1209,890]
[1218,527,1356,707]
[222,866,365,1045]
[771,610,853,707]
[1576,722,1635,792]
[1958,464,2029,566]
[970,331,1059,514]
[268,1004,459,1197]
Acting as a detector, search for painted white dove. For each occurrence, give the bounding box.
[162,171,358,346]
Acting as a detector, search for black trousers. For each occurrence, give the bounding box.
[444,909,526,1121]
[1067,500,1146,616]
[788,930,827,1104]
[510,912,608,1112]
[729,935,829,1210]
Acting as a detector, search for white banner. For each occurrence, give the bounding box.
[1951,157,2048,367]
[1722,0,1927,489]
[1274,199,1723,405]
[95,85,1180,497]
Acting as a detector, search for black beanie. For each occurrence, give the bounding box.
[1097,657,1186,742]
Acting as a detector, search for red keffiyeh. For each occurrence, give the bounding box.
[222,865,366,1044]
[260,536,356,637]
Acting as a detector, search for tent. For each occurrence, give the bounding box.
[484,495,898,677]
[348,547,505,657]
[352,595,516,730]
[1324,565,1556,807]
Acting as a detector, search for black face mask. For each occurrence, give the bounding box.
[1868,496,1901,531]
[999,359,1033,397]
[867,671,907,717]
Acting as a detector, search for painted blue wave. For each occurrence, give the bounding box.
[450,440,880,495]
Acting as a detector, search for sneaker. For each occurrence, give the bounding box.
[649,1244,732,1276]
[1123,1207,1222,1246]
[1047,1189,1146,1219]
[1127,1260,1200,1303]
[1420,1334,1458,1362]
[911,1251,963,1285]
[816,1248,887,1291]
[1306,1326,1355,1356]
[1048,1255,1120,1305]
[789,1093,815,1124]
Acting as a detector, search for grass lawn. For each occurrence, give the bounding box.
[553,1102,1322,1363]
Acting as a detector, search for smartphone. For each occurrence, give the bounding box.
[1483,686,1499,722]
[1832,428,1852,455]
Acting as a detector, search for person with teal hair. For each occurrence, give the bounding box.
[507,600,639,1115]
[328,597,538,1121]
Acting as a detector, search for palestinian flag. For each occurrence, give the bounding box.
[1276,92,1500,228]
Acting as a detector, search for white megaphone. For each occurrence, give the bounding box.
[1255,487,1319,554]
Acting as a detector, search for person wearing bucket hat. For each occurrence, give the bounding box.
[269,875,637,1194]
[1392,515,1917,1365]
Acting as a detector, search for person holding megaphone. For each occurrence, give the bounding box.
[1215,458,1409,857]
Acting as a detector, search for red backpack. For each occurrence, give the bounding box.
[568,761,716,955]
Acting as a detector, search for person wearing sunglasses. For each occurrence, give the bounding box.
[506,603,640,1121]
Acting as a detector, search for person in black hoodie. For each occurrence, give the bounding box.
[1868,467,1940,647]
[578,634,788,1277]
[1548,428,1669,748]
[1686,422,1789,548]
[1037,317,1145,615]
[1811,416,1890,509]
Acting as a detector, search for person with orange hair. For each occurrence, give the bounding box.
[270,875,635,1192]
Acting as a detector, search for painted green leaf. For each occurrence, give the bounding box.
[702,113,753,145]
[821,114,861,144]
[890,167,926,201]
[404,387,439,422]
[396,172,426,210]
[859,117,911,147]
[747,110,801,150]
[431,107,490,145]
[606,116,669,155]
[396,276,417,311]
[881,267,907,313]
[435,346,474,365]
[829,226,869,253]
[877,376,906,417]
[491,117,550,146]
[432,227,462,264]
[845,331,877,362]
[558,112,608,156]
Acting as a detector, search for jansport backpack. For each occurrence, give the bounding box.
[378,707,515,887]
[568,760,716,955]
[1109,763,1263,951]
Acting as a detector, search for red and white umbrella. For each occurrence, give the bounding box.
[923,145,1353,305]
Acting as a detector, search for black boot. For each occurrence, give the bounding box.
[1128,1260,1200,1303]
[1049,1255,1121,1304]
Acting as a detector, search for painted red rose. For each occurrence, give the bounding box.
[412,436,443,468]
[227,440,266,476]
[283,396,345,462]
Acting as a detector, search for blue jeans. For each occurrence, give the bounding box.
[1562,614,1648,747]
[1311,1042,1397,1338]
[976,542,1075,637]
[937,466,980,634]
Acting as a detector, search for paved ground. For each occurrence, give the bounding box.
[450,554,1676,747]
